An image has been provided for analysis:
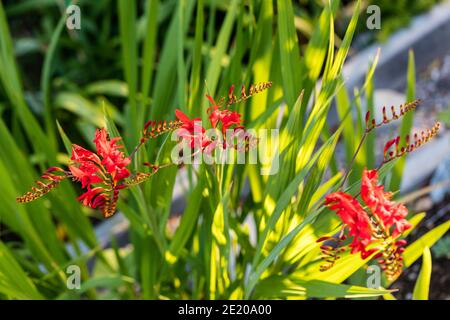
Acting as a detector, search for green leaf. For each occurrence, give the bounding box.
[276,0,302,110]
[201,0,239,121]
[188,0,204,113]
[167,173,205,263]
[0,0,56,162]
[253,126,341,268]
[0,241,44,300]
[54,92,107,128]
[298,247,377,283]
[56,121,74,154]
[404,220,450,267]
[253,275,393,299]
[412,247,432,300]
[246,129,342,298]
[118,0,139,147]
[41,14,65,148]
[141,0,159,105]
[85,80,129,98]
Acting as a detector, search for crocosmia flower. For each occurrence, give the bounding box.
[69,128,131,217]
[361,169,411,238]
[175,109,211,149]
[206,94,242,134]
[17,81,271,218]
[324,192,376,259]
[321,168,411,280]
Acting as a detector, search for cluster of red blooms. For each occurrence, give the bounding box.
[17,82,271,217]
[319,100,441,280]
[69,129,131,217]
[17,128,134,217]
[321,169,411,280]
[174,82,271,153]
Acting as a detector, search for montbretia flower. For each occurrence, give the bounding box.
[206,102,242,134]
[321,169,411,280]
[16,167,69,203]
[206,94,242,131]
[17,81,272,217]
[383,122,440,164]
[175,109,211,149]
[17,128,159,218]
[93,128,131,181]
[69,128,131,217]
[69,145,103,188]
[226,82,272,106]
[325,192,377,259]
[205,91,260,152]
[361,169,411,238]
[365,99,420,132]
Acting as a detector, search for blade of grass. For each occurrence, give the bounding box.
[41,14,65,149]
[412,246,431,300]
[118,0,139,148]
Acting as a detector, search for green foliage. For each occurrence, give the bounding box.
[412,247,432,300]
[0,0,446,300]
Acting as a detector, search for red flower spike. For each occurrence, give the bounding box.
[317,229,347,271]
[361,169,411,237]
[383,122,440,164]
[324,169,411,279]
[16,167,69,203]
[175,109,211,149]
[325,193,374,258]
[204,94,253,149]
[18,82,272,217]
[226,81,272,106]
[67,128,131,217]
[142,119,182,140]
[366,99,421,132]
[93,128,131,182]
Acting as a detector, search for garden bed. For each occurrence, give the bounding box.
[0,0,448,301]
[92,1,450,264]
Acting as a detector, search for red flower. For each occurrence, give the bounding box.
[325,192,376,259]
[93,128,131,182]
[69,145,103,188]
[325,169,411,260]
[361,169,411,237]
[205,93,257,153]
[206,94,242,134]
[77,187,105,209]
[175,109,211,149]
[69,128,131,213]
